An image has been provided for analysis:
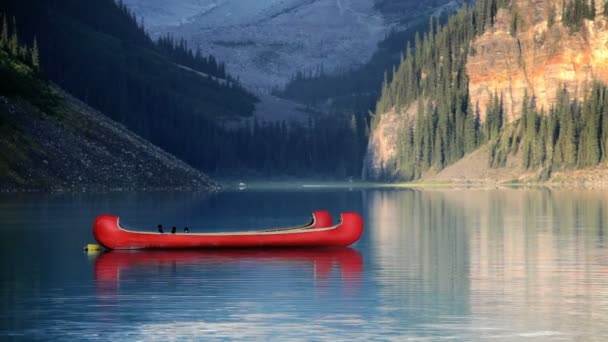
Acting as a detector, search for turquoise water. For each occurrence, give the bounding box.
[1,188,607,340]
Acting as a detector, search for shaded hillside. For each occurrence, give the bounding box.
[0,47,217,192]
[0,0,257,173]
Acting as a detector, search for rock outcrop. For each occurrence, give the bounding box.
[363,104,416,180]
[365,0,608,181]
[468,0,608,122]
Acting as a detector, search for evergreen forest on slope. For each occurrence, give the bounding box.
[0,0,365,179]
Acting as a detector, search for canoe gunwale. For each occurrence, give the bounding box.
[115,212,333,236]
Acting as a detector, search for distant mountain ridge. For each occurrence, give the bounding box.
[123,0,461,92]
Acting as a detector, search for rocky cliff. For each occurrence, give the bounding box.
[468,0,608,122]
[365,0,608,182]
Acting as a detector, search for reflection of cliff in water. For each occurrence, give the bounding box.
[369,188,608,335]
[367,189,471,317]
[464,189,608,334]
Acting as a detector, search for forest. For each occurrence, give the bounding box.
[275,15,436,116]
[0,0,365,178]
[371,0,506,179]
[8,0,608,181]
[369,0,608,180]
[490,83,608,179]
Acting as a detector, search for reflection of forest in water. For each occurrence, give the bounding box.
[368,188,608,336]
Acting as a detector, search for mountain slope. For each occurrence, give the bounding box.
[0,49,217,192]
[0,0,257,174]
[123,0,462,93]
[1,93,218,192]
[366,0,608,183]
[468,0,608,122]
[276,1,464,115]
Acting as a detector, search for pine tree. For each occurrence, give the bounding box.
[31,36,40,70]
[548,5,557,27]
[510,12,518,36]
[19,45,27,60]
[9,16,18,55]
[0,13,8,48]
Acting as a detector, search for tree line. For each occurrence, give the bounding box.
[0,13,39,71]
[371,0,508,179]
[1,1,366,178]
[274,16,434,116]
[156,34,228,80]
[376,0,608,180]
[490,83,608,178]
[0,13,59,114]
[206,114,369,177]
[562,0,596,31]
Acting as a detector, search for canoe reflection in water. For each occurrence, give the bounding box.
[94,248,364,297]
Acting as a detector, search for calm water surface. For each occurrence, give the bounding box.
[1,188,607,341]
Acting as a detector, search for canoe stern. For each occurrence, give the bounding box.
[93,215,121,250]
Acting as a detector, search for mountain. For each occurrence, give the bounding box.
[467,0,608,122]
[275,1,464,115]
[0,0,259,175]
[0,46,217,192]
[365,0,608,184]
[122,0,462,92]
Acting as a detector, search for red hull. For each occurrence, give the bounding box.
[93,211,363,250]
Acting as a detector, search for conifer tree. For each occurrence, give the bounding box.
[0,13,8,48]
[9,16,18,55]
[31,36,40,71]
[548,5,557,27]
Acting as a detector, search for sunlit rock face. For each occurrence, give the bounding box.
[365,0,608,180]
[122,0,459,92]
[467,0,608,122]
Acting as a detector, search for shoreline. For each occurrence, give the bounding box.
[5,177,608,193]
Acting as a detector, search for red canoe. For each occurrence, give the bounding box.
[93,210,363,250]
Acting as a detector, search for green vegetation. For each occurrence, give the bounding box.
[157,35,228,79]
[372,0,507,180]
[490,82,608,176]
[548,5,557,27]
[1,0,258,174]
[368,0,608,181]
[0,15,61,184]
[1,0,368,178]
[0,13,60,114]
[562,0,596,32]
[216,114,368,177]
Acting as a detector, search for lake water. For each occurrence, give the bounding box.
[1,188,607,341]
